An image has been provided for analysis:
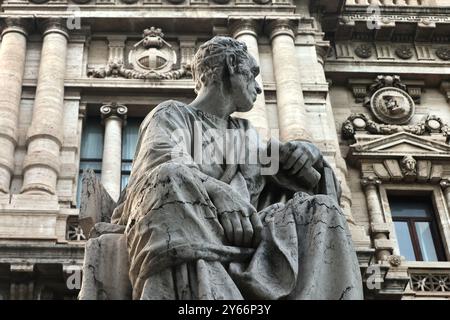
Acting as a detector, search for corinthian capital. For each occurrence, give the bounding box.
[267,18,298,41]
[229,18,259,39]
[1,18,33,37]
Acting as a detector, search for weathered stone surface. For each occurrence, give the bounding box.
[89,222,125,239]
[101,36,363,300]
[78,233,132,300]
[79,169,116,237]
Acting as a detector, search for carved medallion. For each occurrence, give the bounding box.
[354,44,372,59]
[436,47,450,61]
[395,45,413,59]
[370,87,415,125]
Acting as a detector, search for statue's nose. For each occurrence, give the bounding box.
[255,82,262,95]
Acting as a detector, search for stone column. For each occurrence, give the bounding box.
[100,103,127,202]
[21,19,69,195]
[361,176,392,262]
[0,19,30,194]
[268,19,311,142]
[230,19,269,138]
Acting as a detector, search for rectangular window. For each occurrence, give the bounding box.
[389,195,445,262]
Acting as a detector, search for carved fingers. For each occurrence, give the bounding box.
[219,210,262,248]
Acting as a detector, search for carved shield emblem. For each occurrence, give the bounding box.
[128,27,177,74]
[370,87,415,125]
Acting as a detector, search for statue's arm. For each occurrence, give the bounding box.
[263,138,341,200]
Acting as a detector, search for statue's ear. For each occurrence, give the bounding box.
[225,53,237,75]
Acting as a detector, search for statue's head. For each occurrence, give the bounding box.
[192,36,261,112]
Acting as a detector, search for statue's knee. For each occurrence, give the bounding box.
[309,194,344,219]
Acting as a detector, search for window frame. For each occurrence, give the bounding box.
[379,184,450,262]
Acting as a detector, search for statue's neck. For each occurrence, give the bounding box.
[188,87,235,119]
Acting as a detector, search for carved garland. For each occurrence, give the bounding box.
[88,60,191,80]
[342,114,450,139]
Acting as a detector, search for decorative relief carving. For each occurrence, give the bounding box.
[88,27,192,80]
[350,75,417,125]
[410,273,450,292]
[435,47,450,61]
[370,87,415,125]
[395,45,413,59]
[354,44,372,59]
[387,255,402,267]
[67,217,86,241]
[400,155,417,177]
[342,113,449,139]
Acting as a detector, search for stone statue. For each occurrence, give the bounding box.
[81,36,363,300]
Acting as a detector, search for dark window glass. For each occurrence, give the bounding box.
[389,195,445,262]
[77,117,103,207]
[121,118,142,190]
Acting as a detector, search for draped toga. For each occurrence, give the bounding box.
[112,100,363,300]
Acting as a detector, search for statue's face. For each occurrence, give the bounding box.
[229,55,261,113]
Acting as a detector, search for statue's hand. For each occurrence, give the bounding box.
[208,187,263,248]
[279,141,323,189]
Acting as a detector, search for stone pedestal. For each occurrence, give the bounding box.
[0,19,29,194]
[21,19,69,195]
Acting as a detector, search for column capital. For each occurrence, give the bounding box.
[267,18,298,41]
[1,18,33,38]
[100,103,128,123]
[79,103,87,120]
[315,41,331,66]
[361,176,382,189]
[440,178,450,189]
[38,18,69,40]
[229,18,260,39]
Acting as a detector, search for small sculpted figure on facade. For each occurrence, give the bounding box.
[109,36,363,300]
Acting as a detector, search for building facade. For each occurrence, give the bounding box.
[0,0,449,299]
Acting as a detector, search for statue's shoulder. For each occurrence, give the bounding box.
[140,100,189,129]
[148,100,188,119]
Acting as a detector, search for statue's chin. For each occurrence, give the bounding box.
[237,103,254,113]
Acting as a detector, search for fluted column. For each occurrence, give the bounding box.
[269,19,311,142]
[230,19,269,138]
[361,176,391,262]
[100,103,127,202]
[0,19,30,194]
[21,19,69,195]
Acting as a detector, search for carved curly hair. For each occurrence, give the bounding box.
[192,36,250,93]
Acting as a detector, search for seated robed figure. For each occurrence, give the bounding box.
[111,36,363,300]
